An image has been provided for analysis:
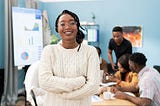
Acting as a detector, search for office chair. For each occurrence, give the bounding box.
[30,89,38,106]
[153,65,160,73]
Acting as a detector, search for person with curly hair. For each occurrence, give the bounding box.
[38,10,100,106]
[113,52,160,106]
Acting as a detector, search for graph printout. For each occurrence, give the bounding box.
[12,7,43,66]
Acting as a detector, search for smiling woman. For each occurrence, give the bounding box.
[38,10,100,106]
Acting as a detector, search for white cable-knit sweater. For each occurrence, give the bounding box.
[38,44,100,106]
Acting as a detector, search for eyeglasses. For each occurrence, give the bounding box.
[58,20,77,28]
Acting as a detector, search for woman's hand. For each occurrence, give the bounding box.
[69,76,86,91]
[108,75,117,82]
[110,86,118,93]
[101,86,108,92]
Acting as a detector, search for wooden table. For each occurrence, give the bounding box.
[92,95,136,106]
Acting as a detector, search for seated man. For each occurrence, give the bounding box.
[24,61,46,106]
[112,52,160,106]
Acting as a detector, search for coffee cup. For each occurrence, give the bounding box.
[103,91,112,100]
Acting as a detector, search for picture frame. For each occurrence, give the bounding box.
[122,26,142,47]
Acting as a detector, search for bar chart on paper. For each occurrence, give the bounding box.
[12,7,43,66]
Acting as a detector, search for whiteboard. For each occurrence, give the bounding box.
[12,7,43,66]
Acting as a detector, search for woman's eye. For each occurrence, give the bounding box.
[59,21,76,27]
[70,21,76,26]
[59,23,65,27]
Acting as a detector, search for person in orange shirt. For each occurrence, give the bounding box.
[101,54,138,93]
[112,52,160,106]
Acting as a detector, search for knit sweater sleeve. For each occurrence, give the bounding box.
[59,46,101,100]
[38,45,86,93]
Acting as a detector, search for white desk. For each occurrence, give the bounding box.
[92,94,136,106]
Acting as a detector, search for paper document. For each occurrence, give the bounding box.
[92,95,103,102]
[100,82,117,87]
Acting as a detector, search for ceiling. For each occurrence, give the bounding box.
[39,0,93,2]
